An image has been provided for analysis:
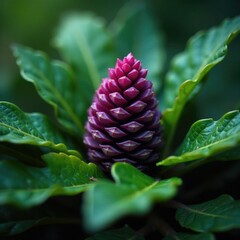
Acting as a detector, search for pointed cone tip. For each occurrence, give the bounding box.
[126,52,134,58]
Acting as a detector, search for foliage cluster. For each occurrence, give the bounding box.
[0,3,240,239]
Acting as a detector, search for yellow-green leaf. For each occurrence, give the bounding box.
[83,163,181,231]
[158,110,240,166]
[0,153,104,208]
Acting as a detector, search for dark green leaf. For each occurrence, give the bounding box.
[85,226,145,240]
[176,195,240,232]
[0,207,50,236]
[0,205,81,236]
[0,101,79,157]
[0,217,69,237]
[162,16,240,147]
[12,45,84,136]
[158,110,240,166]
[0,152,104,208]
[110,2,165,94]
[83,163,182,231]
[53,13,115,115]
[211,145,240,161]
[163,232,215,240]
[0,143,44,167]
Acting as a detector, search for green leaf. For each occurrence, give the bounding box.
[0,143,44,167]
[211,145,240,161]
[0,205,80,236]
[110,2,165,94]
[0,152,104,208]
[163,232,215,240]
[12,45,84,136]
[53,13,115,113]
[0,206,50,236]
[83,163,182,231]
[85,226,145,240]
[162,16,240,148]
[176,195,240,232]
[0,217,75,237]
[0,216,49,236]
[158,110,240,166]
[0,101,79,157]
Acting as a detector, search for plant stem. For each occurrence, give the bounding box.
[167,200,186,209]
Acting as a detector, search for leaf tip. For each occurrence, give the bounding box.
[173,177,183,186]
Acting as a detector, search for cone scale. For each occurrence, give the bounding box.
[84,53,163,172]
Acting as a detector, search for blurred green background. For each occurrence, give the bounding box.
[0,0,239,121]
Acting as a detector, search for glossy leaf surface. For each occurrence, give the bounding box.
[176,195,240,232]
[0,153,103,208]
[83,163,181,231]
[13,45,84,136]
[158,110,240,166]
[163,16,240,146]
[0,101,79,157]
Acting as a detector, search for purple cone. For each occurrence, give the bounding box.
[84,53,163,172]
